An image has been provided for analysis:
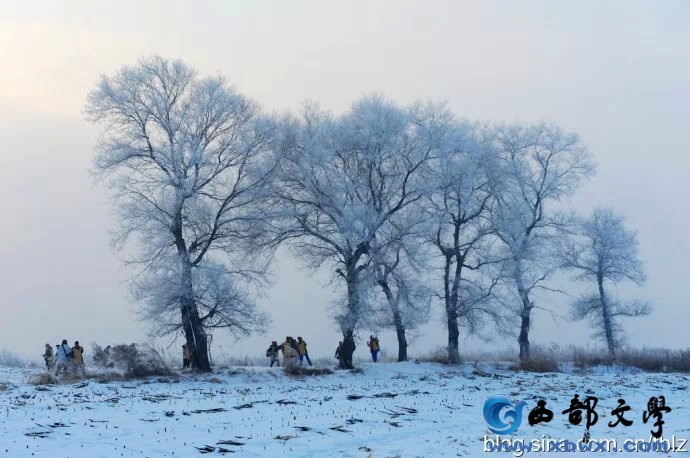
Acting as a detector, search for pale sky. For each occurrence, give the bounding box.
[1,1,689,363]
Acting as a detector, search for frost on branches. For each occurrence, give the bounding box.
[86,56,273,371]
[492,123,595,361]
[271,96,448,359]
[562,208,651,359]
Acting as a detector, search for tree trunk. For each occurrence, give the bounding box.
[345,242,368,325]
[339,245,368,369]
[393,311,408,362]
[173,213,211,372]
[181,301,211,371]
[518,311,530,361]
[514,264,532,362]
[339,263,360,369]
[344,270,359,337]
[447,309,460,364]
[598,276,616,360]
[443,254,461,364]
[517,292,531,361]
[378,278,408,362]
[180,260,211,372]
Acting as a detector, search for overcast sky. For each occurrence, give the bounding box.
[1,1,688,363]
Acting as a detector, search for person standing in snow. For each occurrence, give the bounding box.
[296,337,312,366]
[42,344,55,371]
[340,337,356,369]
[55,339,72,376]
[72,341,85,376]
[335,341,343,367]
[182,344,192,369]
[280,337,298,368]
[280,336,293,354]
[367,335,380,362]
[266,341,280,367]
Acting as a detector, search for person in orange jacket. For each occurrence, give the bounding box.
[367,335,380,362]
[296,337,312,366]
[72,341,85,376]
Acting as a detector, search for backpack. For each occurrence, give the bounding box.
[61,344,73,359]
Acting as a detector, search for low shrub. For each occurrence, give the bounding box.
[512,355,560,373]
[618,348,690,373]
[0,349,25,368]
[414,347,450,365]
[283,366,334,377]
[91,344,114,368]
[106,343,172,377]
[508,346,561,373]
[30,373,60,385]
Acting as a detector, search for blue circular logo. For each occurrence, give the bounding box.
[483,396,527,435]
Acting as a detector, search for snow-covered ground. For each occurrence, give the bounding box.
[0,363,688,457]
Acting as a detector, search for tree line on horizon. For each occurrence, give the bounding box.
[85,56,650,372]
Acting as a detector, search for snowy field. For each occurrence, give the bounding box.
[1,362,688,457]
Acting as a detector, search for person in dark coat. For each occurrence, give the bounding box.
[43,344,55,371]
[266,341,280,367]
[182,344,192,369]
[339,336,356,369]
[335,341,343,367]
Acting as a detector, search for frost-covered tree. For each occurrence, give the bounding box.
[362,240,432,361]
[563,208,651,359]
[425,124,503,364]
[86,56,274,371]
[272,96,449,360]
[492,123,594,361]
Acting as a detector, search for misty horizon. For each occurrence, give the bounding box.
[1,1,689,364]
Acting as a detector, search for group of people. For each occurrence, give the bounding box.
[266,336,312,368]
[264,334,381,369]
[39,335,380,375]
[42,339,85,376]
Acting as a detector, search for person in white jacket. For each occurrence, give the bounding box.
[55,339,72,376]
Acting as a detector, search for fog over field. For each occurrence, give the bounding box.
[1,1,689,363]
